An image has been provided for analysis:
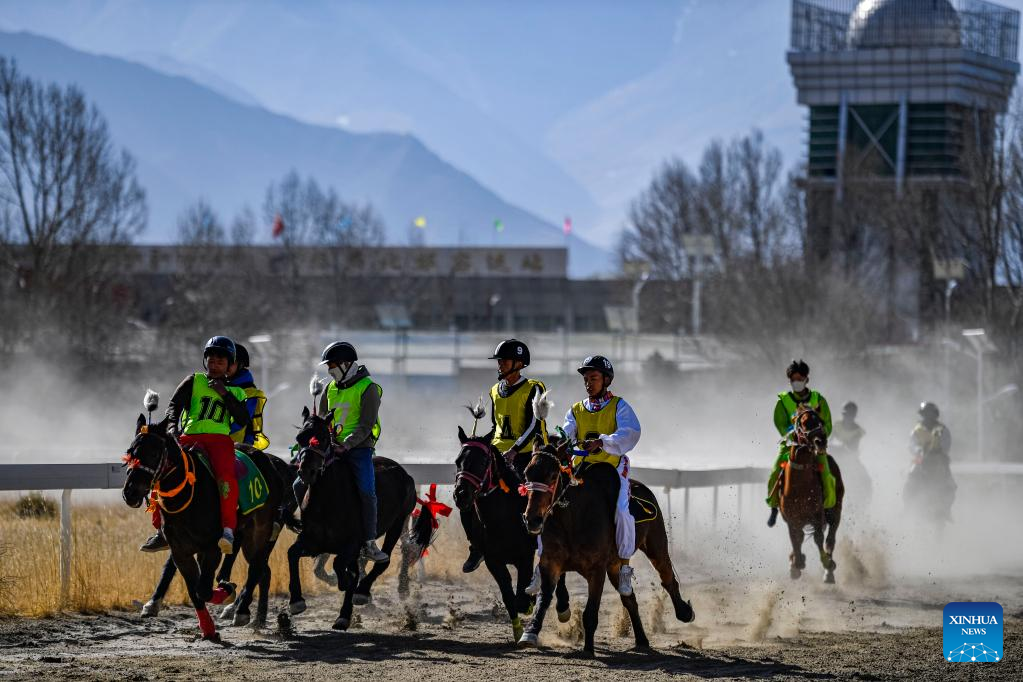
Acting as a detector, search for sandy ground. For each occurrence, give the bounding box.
[1,555,1021,682]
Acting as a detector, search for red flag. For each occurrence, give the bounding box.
[272,213,285,239]
[563,216,572,236]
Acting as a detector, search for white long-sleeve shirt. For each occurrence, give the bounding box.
[562,396,641,456]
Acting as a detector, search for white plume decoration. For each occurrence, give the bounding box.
[532,390,553,422]
[309,375,325,397]
[143,389,159,413]
[465,395,486,420]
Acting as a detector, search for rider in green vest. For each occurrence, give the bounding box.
[460,338,547,574]
[313,341,388,563]
[766,359,837,527]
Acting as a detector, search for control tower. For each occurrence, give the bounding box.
[787,0,1019,329]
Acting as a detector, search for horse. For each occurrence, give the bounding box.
[903,446,956,532]
[286,406,434,630]
[453,426,571,641]
[778,405,845,582]
[121,411,283,640]
[141,447,296,627]
[519,439,695,656]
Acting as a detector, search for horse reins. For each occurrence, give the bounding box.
[455,440,510,498]
[522,448,577,528]
[123,428,197,514]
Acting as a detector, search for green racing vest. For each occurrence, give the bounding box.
[182,373,248,436]
[326,376,382,444]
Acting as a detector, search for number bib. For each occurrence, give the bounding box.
[182,373,247,436]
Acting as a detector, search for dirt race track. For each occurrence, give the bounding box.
[1,562,1021,682]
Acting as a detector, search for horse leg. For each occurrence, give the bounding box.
[787,522,805,580]
[313,553,337,586]
[232,536,270,627]
[580,571,605,657]
[608,563,649,650]
[555,574,572,623]
[255,561,271,629]
[513,557,534,616]
[213,548,241,621]
[173,548,217,640]
[287,537,308,615]
[811,522,833,584]
[197,548,219,603]
[519,564,558,647]
[823,509,840,584]
[142,555,177,617]
[640,521,695,623]
[332,549,359,631]
[486,555,522,641]
[354,513,405,605]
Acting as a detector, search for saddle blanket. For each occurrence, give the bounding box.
[192,448,270,515]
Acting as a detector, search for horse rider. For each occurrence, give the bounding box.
[140,336,251,554]
[831,402,865,458]
[460,338,547,574]
[905,402,956,520]
[305,341,388,562]
[228,342,270,450]
[558,355,642,596]
[766,359,837,527]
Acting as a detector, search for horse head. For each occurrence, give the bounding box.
[121,413,174,508]
[521,440,569,535]
[791,405,828,466]
[295,405,334,486]
[453,425,498,511]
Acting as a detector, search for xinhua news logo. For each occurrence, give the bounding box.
[943,602,1003,663]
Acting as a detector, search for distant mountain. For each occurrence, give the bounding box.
[0,30,611,277]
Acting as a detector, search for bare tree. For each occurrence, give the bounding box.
[0,58,146,356]
[177,198,225,246]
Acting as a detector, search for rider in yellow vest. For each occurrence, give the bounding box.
[460,338,547,574]
[227,343,270,450]
[312,341,388,562]
[564,355,641,596]
[766,359,837,528]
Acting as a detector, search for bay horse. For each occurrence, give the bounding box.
[453,426,570,641]
[286,406,434,630]
[519,440,695,656]
[778,405,844,582]
[121,410,283,640]
[141,447,296,627]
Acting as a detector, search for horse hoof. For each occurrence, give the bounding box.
[232,612,251,627]
[200,632,221,643]
[352,593,371,607]
[314,569,338,587]
[219,601,238,621]
[512,618,524,642]
[289,600,307,616]
[675,600,695,624]
[141,598,162,618]
[790,567,802,580]
[824,571,836,585]
[517,632,539,648]
[557,608,571,623]
[332,617,350,631]
[253,616,267,630]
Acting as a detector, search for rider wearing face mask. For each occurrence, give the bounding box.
[766,359,836,527]
[312,341,388,562]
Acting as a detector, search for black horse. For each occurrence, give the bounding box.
[520,440,695,656]
[122,415,283,640]
[453,427,570,641]
[141,447,296,627]
[287,406,434,630]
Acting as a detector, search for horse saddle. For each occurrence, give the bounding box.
[628,481,657,524]
[187,445,270,515]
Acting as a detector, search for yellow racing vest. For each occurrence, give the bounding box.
[571,396,621,468]
[490,379,546,453]
[230,386,270,450]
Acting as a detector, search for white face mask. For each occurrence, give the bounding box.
[791,380,807,393]
[329,363,353,383]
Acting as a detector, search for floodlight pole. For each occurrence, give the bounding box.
[631,271,650,363]
[248,334,272,393]
[962,329,989,461]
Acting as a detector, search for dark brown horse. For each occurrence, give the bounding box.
[779,405,845,582]
[122,412,283,640]
[519,440,694,656]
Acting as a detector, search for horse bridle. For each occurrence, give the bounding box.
[123,429,195,514]
[788,413,826,470]
[455,440,500,498]
[522,447,576,531]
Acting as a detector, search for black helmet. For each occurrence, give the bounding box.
[489,338,529,366]
[234,343,250,369]
[842,401,858,417]
[786,359,810,378]
[919,402,939,419]
[203,336,236,364]
[577,355,614,381]
[320,341,357,365]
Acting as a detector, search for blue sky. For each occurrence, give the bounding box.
[2,0,1021,247]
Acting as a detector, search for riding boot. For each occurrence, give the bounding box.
[817,454,836,509]
[765,451,787,507]
[767,507,779,527]
[139,530,169,552]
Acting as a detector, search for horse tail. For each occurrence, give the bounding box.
[408,502,435,562]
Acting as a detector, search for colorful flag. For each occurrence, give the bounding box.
[494,218,504,232]
[563,216,572,236]
[272,213,285,238]
[414,216,427,229]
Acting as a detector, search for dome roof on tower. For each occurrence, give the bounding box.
[848,0,961,49]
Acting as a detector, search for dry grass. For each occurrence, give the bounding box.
[0,502,335,617]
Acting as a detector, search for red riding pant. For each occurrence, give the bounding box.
[179,433,238,531]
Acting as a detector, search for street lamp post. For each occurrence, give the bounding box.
[631,270,650,363]
[682,234,717,336]
[962,329,996,461]
[248,334,273,394]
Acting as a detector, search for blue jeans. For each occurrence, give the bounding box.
[348,447,378,542]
